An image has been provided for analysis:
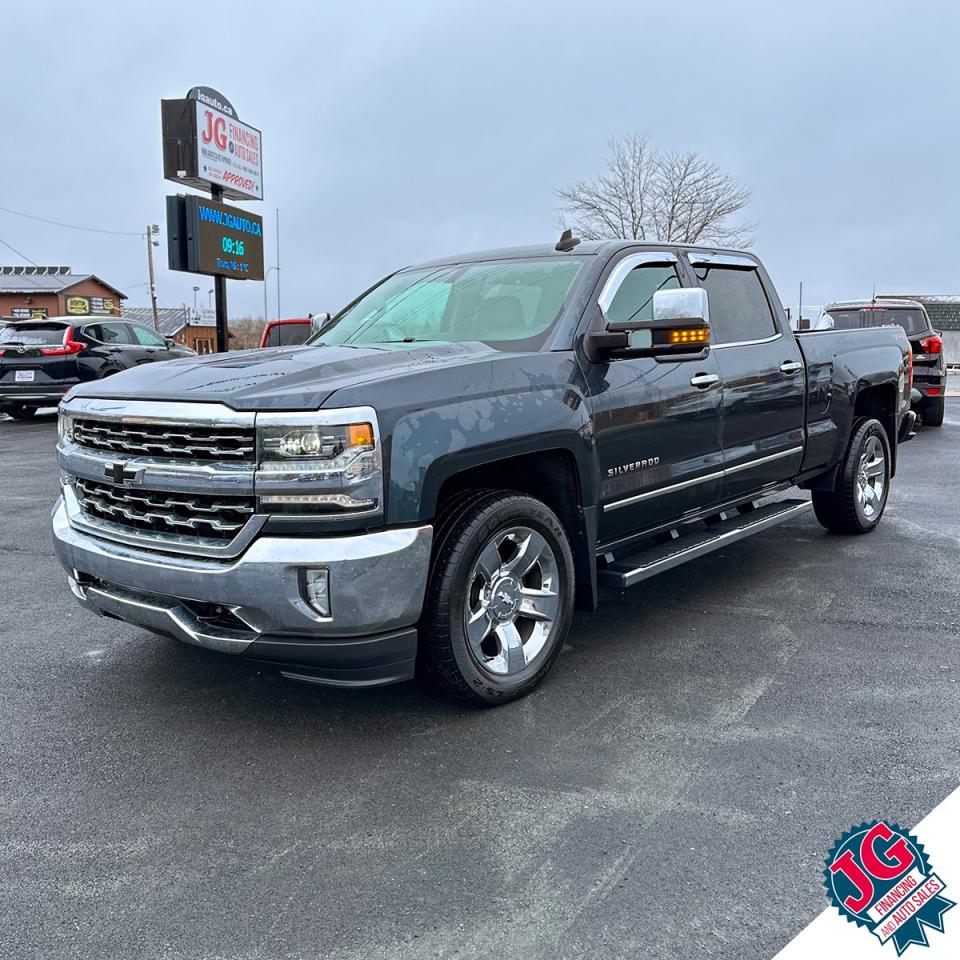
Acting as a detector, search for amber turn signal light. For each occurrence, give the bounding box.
[668,327,710,345]
[347,423,375,446]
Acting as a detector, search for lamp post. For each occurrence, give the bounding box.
[264,265,279,324]
[192,286,200,317]
[208,288,213,310]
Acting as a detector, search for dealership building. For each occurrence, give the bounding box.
[0,265,126,320]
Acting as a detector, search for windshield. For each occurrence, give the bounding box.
[0,323,68,345]
[825,307,929,336]
[312,258,586,350]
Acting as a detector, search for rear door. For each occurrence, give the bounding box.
[101,322,148,365]
[584,251,725,545]
[688,252,806,501]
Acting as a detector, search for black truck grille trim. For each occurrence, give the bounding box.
[72,418,255,462]
[74,477,255,541]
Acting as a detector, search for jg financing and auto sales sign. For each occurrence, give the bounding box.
[161,88,263,201]
[194,100,262,200]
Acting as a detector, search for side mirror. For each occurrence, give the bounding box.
[164,338,175,349]
[310,312,332,335]
[590,287,711,359]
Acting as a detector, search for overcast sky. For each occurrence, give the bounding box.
[2,1,959,320]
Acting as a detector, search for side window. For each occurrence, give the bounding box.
[694,266,777,344]
[82,324,104,342]
[130,324,166,347]
[97,323,134,344]
[604,264,681,327]
[265,325,280,347]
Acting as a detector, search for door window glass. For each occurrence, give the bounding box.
[97,323,134,344]
[604,264,681,327]
[695,266,777,344]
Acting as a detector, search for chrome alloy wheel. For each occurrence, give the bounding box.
[464,526,560,677]
[856,435,886,520]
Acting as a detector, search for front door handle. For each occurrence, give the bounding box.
[780,360,803,375]
[690,372,721,389]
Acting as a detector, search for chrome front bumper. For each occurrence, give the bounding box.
[52,496,432,684]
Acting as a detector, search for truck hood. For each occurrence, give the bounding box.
[67,342,512,411]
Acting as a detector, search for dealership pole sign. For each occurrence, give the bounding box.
[161,87,263,200]
[161,86,264,352]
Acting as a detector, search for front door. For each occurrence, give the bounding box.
[688,253,805,500]
[583,252,725,546]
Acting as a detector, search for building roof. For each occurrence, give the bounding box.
[0,266,126,298]
[121,307,192,337]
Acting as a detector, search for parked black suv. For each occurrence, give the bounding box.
[0,317,195,419]
[822,299,947,426]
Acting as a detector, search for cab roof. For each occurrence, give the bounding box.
[406,239,756,270]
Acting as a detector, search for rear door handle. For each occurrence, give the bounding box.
[690,372,721,389]
[780,360,803,375]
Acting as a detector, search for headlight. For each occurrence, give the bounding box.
[58,412,74,445]
[255,408,383,515]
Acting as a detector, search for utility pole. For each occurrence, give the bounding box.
[275,207,281,320]
[145,224,160,331]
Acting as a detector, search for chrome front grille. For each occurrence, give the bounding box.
[72,418,255,462]
[74,477,255,541]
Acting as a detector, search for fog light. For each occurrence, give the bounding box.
[301,568,330,617]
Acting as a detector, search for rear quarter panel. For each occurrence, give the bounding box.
[795,326,910,474]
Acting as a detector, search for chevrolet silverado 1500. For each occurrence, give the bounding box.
[52,239,915,703]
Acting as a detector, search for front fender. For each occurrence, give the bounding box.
[385,385,595,526]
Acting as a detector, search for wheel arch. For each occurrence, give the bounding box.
[852,383,898,477]
[430,448,598,612]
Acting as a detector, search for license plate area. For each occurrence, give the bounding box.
[15,370,35,383]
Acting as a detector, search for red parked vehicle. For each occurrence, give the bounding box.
[259,318,313,348]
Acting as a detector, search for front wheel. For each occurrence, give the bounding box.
[420,491,575,705]
[812,418,890,534]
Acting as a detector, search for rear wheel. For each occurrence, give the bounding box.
[812,418,890,534]
[420,491,575,705]
[4,405,37,421]
[922,395,945,427]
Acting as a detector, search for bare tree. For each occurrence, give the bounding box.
[228,315,266,350]
[556,135,753,246]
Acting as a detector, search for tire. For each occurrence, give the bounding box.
[420,490,575,705]
[922,395,945,427]
[4,405,37,421]
[99,366,121,379]
[812,418,891,534]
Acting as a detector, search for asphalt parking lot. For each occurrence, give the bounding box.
[1,401,958,960]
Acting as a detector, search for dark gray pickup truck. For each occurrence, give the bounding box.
[52,240,916,703]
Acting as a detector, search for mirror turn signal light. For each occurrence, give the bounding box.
[667,327,710,345]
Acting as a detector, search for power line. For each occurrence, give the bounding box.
[0,204,140,237]
[0,237,71,286]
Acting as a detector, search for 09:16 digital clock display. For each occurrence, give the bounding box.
[221,236,246,256]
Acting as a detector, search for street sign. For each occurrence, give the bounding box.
[161,88,263,200]
[166,195,264,281]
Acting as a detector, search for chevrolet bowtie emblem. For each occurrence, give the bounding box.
[105,462,143,486]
